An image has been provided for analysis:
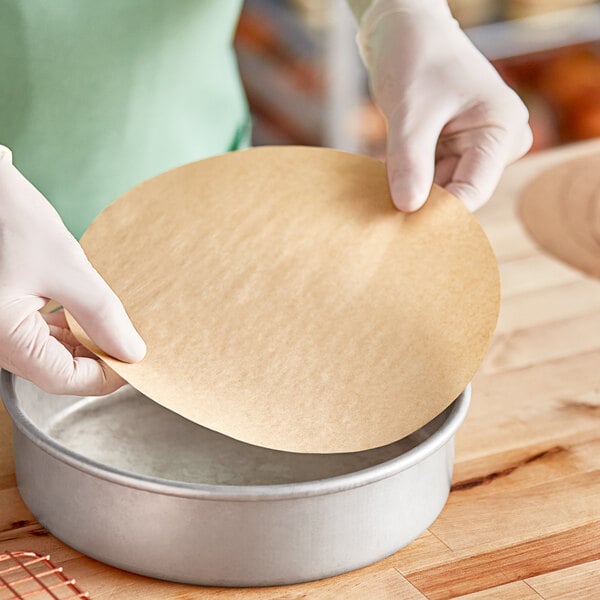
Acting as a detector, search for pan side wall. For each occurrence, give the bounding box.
[12,428,453,586]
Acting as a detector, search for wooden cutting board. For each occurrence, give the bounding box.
[2,140,600,599]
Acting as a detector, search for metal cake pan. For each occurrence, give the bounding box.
[1,370,470,586]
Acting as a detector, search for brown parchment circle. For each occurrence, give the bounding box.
[519,152,600,279]
[68,146,499,453]
[562,157,600,256]
[591,180,600,247]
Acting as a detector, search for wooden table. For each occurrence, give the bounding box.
[2,141,600,599]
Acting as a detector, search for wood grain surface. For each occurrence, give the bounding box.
[2,140,600,599]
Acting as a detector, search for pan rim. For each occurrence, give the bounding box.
[1,370,469,502]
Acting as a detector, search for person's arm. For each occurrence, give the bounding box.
[347,0,533,211]
[0,146,146,395]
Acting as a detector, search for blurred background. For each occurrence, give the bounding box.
[234,0,600,158]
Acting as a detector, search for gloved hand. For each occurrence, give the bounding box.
[352,0,533,211]
[0,150,146,395]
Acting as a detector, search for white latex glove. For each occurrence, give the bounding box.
[0,150,146,395]
[353,0,533,211]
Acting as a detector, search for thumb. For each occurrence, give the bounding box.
[49,248,146,363]
[385,111,444,212]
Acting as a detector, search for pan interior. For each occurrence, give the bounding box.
[14,379,451,486]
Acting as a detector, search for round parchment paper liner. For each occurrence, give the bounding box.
[67,146,499,453]
[519,152,600,280]
[562,156,600,256]
[591,179,600,247]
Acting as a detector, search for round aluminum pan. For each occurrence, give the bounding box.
[1,371,470,586]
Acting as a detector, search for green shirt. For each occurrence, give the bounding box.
[0,0,249,238]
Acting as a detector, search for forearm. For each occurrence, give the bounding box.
[346,0,455,67]
[346,0,452,27]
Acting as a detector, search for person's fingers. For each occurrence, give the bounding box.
[511,125,534,163]
[501,90,533,163]
[42,311,69,327]
[9,310,126,396]
[438,128,510,211]
[385,109,447,212]
[46,246,146,364]
[445,148,505,212]
[42,312,98,359]
[433,154,459,188]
